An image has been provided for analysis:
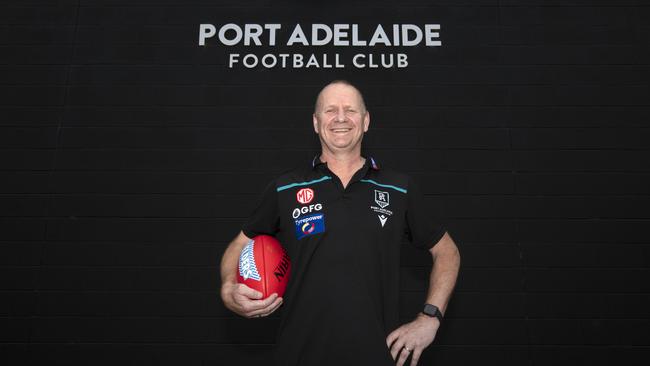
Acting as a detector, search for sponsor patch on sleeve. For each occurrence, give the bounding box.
[294,213,325,240]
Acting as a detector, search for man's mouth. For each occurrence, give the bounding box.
[331,128,352,133]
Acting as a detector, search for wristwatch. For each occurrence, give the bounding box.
[422,303,443,323]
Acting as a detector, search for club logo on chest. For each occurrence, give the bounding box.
[375,190,390,208]
[371,190,393,227]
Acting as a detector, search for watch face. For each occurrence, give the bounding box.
[422,304,442,319]
[423,304,438,316]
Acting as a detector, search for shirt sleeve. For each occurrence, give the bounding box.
[405,176,446,250]
[242,178,280,238]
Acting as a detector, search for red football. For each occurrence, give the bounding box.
[237,235,291,298]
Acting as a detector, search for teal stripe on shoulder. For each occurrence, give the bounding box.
[276,176,332,192]
[360,179,407,193]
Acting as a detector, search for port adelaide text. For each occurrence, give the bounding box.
[198,23,442,69]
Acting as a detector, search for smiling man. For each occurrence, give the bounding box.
[220,80,461,366]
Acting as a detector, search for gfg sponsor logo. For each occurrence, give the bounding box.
[292,203,322,219]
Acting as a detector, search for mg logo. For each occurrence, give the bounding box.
[374,190,390,208]
[296,188,314,204]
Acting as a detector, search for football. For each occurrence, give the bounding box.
[237,235,291,298]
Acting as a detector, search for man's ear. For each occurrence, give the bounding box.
[363,111,370,132]
[312,114,319,134]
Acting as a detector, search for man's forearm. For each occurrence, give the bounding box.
[220,231,251,286]
[425,235,461,315]
[220,244,239,285]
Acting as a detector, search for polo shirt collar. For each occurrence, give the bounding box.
[311,153,380,171]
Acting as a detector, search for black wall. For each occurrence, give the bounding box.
[1,0,649,365]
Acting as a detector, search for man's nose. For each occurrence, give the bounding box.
[336,109,346,122]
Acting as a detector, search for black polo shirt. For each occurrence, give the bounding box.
[242,154,446,366]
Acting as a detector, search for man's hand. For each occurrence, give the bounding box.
[221,282,283,318]
[386,314,440,366]
[219,231,284,318]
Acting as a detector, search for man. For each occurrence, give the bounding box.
[220,80,461,366]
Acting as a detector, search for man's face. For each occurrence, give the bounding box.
[312,83,370,153]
